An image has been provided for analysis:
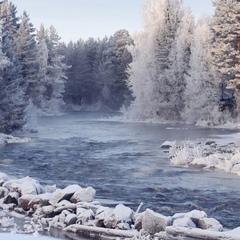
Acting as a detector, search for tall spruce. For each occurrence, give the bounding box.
[211,0,240,116]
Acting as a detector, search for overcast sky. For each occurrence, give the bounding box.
[12,0,215,43]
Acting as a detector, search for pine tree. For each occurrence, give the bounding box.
[15,11,38,99]
[126,0,188,121]
[211,0,240,116]
[35,24,49,109]
[0,17,27,133]
[44,25,68,113]
[184,17,221,125]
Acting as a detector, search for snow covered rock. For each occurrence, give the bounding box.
[0,173,10,186]
[54,200,77,212]
[173,217,196,228]
[64,213,77,226]
[0,187,9,198]
[142,209,171,234]
[198,217,223,231]
[4,192,19,205]
[18,193,52,211]
[103,204,133,229]
[3,177,44,195]
[70,186,96,203]
[160,141,175,149]
[77,209,94,225]
[94,206,112,227]
[172,210,207,226]
[49,184,81,206]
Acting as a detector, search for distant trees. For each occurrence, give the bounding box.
[63,29,133,111]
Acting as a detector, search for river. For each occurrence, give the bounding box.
[1,111,240,232]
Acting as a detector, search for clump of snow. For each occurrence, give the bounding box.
[169,140,240,176]
[0,133,31,144]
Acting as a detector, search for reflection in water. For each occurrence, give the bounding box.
[1,111,240,229]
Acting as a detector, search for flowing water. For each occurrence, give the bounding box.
[1,111,240,231]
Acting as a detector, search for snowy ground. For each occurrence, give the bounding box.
[0,233,55,240]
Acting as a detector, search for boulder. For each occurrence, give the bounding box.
[49,184,82,206]
[198,218,223,231]
[0,187,9,198]
[95,207,113,227]
[3,177,45,195]
[70,186,96,203]
[65,213,77,226]
[0,173,10,186]
[18,193,52,211]
[142,209,171,235]
[77,209,94,225]
[103,204,133,229]
[172,210,207,227]
[4,192,19,205]
[173,217,196,228]
[160,141,175,149]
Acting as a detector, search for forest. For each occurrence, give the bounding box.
[0,0,240,134]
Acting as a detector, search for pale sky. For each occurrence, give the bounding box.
[12,0,215,43]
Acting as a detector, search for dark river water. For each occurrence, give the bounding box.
[1,111,240,231]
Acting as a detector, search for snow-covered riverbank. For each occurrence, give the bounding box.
[164,140,240,176]
[1,172,240,240]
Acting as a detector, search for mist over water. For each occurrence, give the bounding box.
[1,111,240,229]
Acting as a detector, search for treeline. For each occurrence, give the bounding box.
[0,0,133,134]
[0,0,68,133]
[125,0,240,125]
[1,0,240,134]
[63,30,133,110]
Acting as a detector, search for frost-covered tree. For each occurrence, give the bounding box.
[15,11,38,99]
[0,19,27,133]
[126,0,189,121]
[211,0,240,115]
[100,29,133,110]
[184,17,221,125]
[44,25,68,113]
[35,24,49,109]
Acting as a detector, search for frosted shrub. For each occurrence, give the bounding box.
[170,141,203,166]
[170,146,190,165]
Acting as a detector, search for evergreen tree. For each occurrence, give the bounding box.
[211,0,240,115]
[35,24,49,108]
[0,18,27,133]
[100,30,133,110]
[44,25,68,113]
[126,0,187,121]
[184,17,221,125]
[15,11,38,99]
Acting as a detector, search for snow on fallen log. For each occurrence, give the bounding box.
[162,226,240,240]
[63,224,139,238]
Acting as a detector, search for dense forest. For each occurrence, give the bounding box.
[0,0,240,134]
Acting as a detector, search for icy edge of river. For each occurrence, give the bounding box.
[1,173,240,240]
[0,133,32,144]
[163,140,240,176]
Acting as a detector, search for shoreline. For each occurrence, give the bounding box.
[1,172,240,240]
